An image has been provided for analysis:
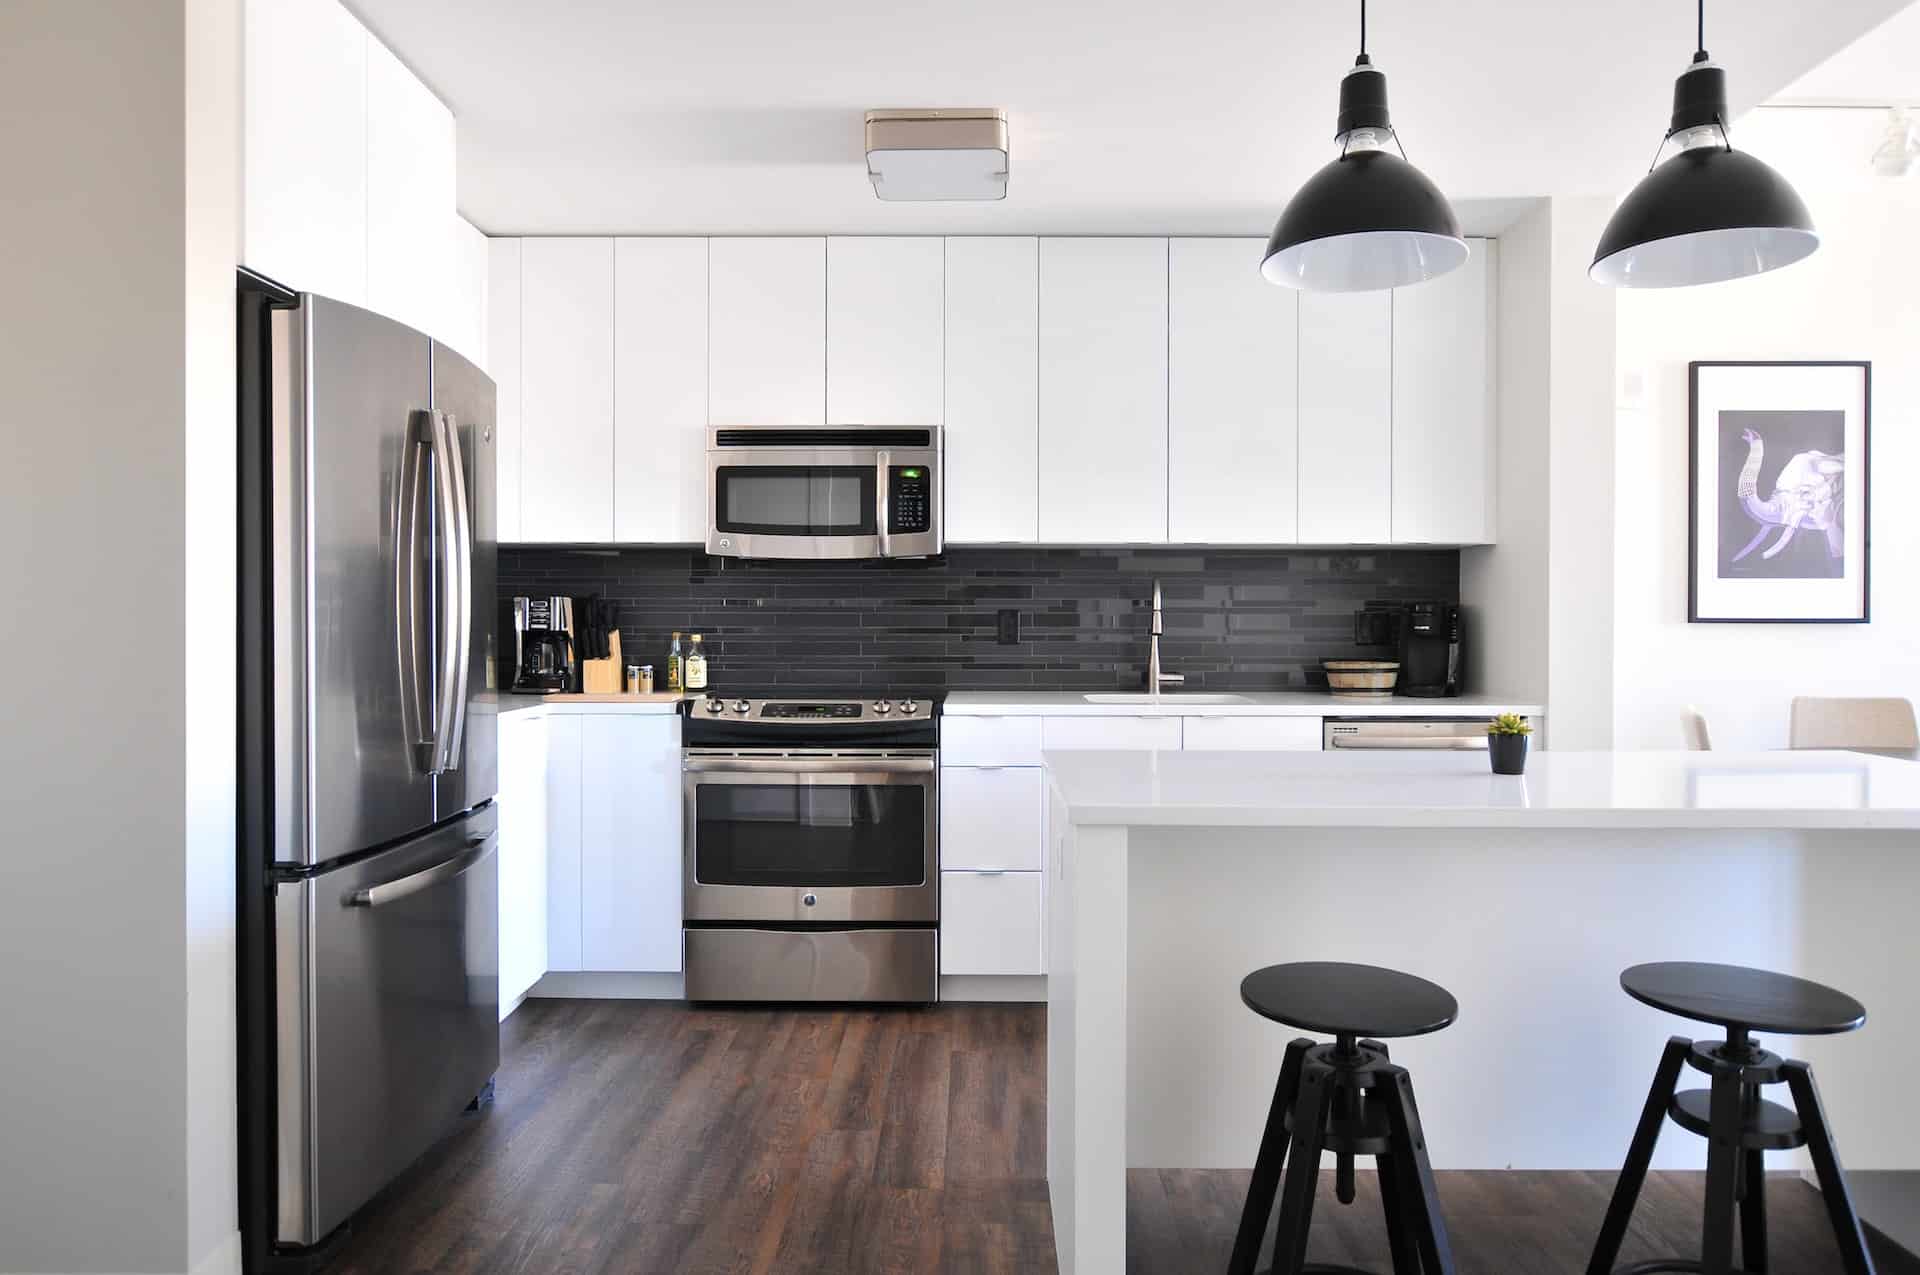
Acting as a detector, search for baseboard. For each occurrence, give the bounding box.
[498,988,531,1022]
[529,971,686,1000]
[940,974,1047,1003]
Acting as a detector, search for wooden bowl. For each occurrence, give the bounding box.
[1323,660,1400,697]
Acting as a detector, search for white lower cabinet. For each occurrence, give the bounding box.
[579,715,683,972]
[940,767,1044,871]
[539,710,682,978]
[497,711,549,1017]
[1042,716,1182,751]
[941,871,1044,976]
[1181,716,1323,751]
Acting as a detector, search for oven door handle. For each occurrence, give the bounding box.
[684,755,936,775]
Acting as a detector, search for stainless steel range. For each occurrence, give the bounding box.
[682,694,940,1003]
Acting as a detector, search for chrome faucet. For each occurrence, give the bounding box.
[1147,579,1184,696]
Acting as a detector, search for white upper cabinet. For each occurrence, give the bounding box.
[445,215,489,371]
[709,238,826,425]
[519,238,615,542]
[1168,239,1300,544]
[1037,238,1169,544]
[827,238,943,424]
[487,239,523,542]
[1297,290,1392,543]
[1392,240,1495,544]
[944,237,1039,543]
[614,238,708,543]
[364,35,455,345]
[242,0,367,305]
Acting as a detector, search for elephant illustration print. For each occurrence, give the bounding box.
[1717,409,1846,579]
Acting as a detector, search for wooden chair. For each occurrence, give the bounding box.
[1788,696,1919,750]
[1679,706,1713,751]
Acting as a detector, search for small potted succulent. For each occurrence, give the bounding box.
[1486,713,1533,775]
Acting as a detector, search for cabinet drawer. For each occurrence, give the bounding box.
[941,715,1043,766]
[940,768,1044,871]
[1042,716,1182,751]
[1181,716,1323,751]
[941,871,1043,976]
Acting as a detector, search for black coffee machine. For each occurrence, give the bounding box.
[1355,600,1463,697]
[507,595,577,693]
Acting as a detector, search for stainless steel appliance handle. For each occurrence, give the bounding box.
[395,411,436,772]
[426,410,465,774]
[435,410,473,773]
[683,755,936,776]
[347,833,496,908]
[875,448,891,558]
[1328,736,1488,750]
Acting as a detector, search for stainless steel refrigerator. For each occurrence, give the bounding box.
[237,272,499,1272]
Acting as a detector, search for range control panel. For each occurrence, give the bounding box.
[888,466,933,534]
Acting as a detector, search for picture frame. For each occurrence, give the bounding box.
[1688,360,1870,624]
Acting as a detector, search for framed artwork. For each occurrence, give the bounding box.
[1689,361,1870,624]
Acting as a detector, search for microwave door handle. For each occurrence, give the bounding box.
[876,449,891,558]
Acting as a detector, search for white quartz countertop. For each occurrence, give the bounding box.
[944,690,1544,717]
[1044,748,1920,830]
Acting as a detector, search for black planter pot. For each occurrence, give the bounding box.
[1489,733,1529,775]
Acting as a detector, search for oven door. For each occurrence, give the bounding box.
[683,750,938,923]
[705,435,942,559]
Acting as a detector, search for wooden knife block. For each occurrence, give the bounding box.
[579,630,625,694]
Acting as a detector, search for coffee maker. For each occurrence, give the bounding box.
[1355,600,1463,697]
[508,596,577,693]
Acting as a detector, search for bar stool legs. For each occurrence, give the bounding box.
[1227,1037,1454,1275]
[1587,1035,1878,1275]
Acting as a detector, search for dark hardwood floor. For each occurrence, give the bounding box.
[324,1000,1918,1274]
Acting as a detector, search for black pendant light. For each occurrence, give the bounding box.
[1261,0,1467,292]
[1591,0,1817,287]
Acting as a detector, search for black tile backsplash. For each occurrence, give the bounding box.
[498,546,1459,697]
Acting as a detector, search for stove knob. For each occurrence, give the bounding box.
[872,699,892,714]
[900,698,919,715]
[732,700,751,715]
[705,696,724,714]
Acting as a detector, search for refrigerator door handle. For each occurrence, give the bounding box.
[395,410,437,773]
[346,832,496,909]
[435,409,473,774]
[426,409,463,775]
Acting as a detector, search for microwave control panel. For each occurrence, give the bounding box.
[888,466,932,534]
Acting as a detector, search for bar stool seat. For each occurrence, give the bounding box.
[1588,962,1876,1275]
[1242,961,1459,1041]
[1621,961,1866,1035]
[1229,962,1458,1275]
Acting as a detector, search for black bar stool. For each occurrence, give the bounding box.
[1228,961,1458,1275]
[1587,961,1876,1275]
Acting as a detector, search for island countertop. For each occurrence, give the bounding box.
[1043,748,1920,830]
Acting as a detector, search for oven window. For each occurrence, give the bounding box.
[695,781,926,887]
[715,466,876,536]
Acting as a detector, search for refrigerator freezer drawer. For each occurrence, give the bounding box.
[275,806,500,1245]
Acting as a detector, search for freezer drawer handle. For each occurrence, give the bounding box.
[347,833,496,909]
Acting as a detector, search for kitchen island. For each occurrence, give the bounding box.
[1043,748,1920,1274]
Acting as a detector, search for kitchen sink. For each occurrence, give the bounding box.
[1082,692,1254,705]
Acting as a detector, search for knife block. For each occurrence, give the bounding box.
[579,630,624,694]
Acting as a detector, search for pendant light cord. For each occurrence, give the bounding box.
[1360,0,1367,58]
[1695,0,1708,60]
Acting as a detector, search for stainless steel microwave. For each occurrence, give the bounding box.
[706,425,943,560]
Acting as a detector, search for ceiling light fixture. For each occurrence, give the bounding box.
[865,109,1008,201]
[1260,0,1467,292]
[1591,0,1818,287]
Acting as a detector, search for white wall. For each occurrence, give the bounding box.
[0,2,240,1272]
[1612,114,1920,750]
[1460,196,1618,745]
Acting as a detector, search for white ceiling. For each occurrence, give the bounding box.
[349,0,1913,237]
[1773,0,1920,103]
